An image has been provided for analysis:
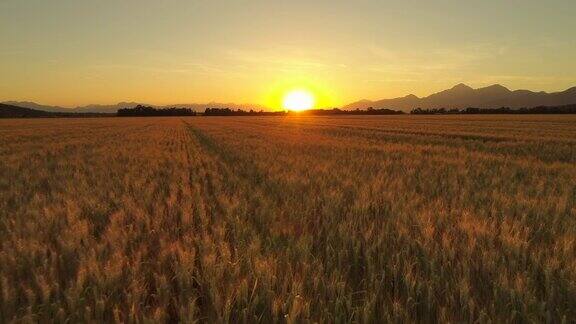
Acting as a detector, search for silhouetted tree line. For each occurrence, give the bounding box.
[298,107,404,115]
[203,107,404,116]
[204,108,285,116]
[410,104,576,115]
[117,105,197,116]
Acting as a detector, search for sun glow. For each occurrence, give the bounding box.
[282,90,315,111]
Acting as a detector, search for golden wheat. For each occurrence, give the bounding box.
[0,115,575,322]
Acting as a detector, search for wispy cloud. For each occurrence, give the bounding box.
[223,46,348,74]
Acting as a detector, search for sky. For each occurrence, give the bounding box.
[1,0,575,108]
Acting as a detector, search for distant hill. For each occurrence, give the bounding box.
[1,101,146,114]
[0,103,53,118]
[344,84,576,111]
[1,101,268,113]
[0,103,112,118]
[1,101,67,113]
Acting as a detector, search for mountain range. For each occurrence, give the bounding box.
[3,84,576,113]
[344,84,576,111]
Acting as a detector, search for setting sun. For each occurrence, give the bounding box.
[282,90,315,111]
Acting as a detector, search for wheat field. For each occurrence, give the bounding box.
[1,115,575,323]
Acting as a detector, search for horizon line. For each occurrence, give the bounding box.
[2,82,575,109]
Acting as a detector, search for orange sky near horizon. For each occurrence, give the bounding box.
[1,0,575,108]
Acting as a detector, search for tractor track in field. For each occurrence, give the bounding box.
[182,120,290,244]
[180,120,305,320]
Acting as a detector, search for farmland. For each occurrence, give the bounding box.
[1,115,575,322]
